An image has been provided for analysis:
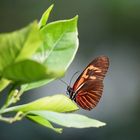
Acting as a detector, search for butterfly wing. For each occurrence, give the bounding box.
[73,56,109,110]
[73,56,109,91]
[74,79,103,110]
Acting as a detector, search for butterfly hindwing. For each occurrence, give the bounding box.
[75,79,103,110]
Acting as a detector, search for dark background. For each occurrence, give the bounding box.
[0,0,140,140]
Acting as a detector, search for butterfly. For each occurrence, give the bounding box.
[66,56,109,110]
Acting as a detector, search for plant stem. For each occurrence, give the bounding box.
[0,115,13,123]
[0,106,18,114]
[0,111,24,123]
[0,86,25,115]
[2,89,19,109]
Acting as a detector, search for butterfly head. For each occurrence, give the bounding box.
[66,86,73,95]
[66,86,76,100]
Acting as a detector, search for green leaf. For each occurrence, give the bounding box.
[22,16,79,91]
[2,59,58,83]
[39,15,79,74]
[27,115,62,133]
[0,21,42,75]
[29,111,106,128]
[0,78,10,92]
[21,78,54,91]
[3,94,78,113]
[39,4,54,28]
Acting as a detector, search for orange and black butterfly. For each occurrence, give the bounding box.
[66,56,109,110]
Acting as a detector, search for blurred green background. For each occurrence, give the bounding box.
[0,0,140,140]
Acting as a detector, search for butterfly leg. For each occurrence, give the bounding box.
[71,92,77,101]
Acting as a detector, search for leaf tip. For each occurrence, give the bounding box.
[56,128,63,134]
[49,4,54,9]
[71,15,79,22]
[75,15,79,19]
[39,4,54,28]
[97,121,106,128]
[44,4,54,16]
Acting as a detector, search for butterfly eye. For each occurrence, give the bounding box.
[67,86,71,92]
[66,91,69,95]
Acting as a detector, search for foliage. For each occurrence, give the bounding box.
[0,5,106,133]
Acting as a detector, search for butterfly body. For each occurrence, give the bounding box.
[67,56,109,110]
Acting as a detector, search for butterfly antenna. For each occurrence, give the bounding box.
[59,79,69,86]
[69,71,80,86]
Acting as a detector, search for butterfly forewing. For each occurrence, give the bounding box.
[73,56,109,91]
[72,56,109,110]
